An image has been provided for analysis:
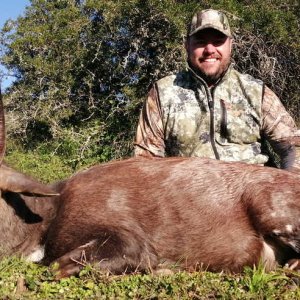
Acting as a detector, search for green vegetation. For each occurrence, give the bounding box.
[1,256,300,299]
[1,0,299,164]
[0,0,300,298]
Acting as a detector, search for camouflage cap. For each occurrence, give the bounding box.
[188,9,232,38]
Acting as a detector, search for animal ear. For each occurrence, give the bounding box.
[0,164,59,196]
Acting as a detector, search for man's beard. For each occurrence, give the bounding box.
[188,59,231,86]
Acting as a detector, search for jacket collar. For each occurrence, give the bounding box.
[187,63,233,89]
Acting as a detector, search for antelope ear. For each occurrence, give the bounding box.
[0,164,59,196]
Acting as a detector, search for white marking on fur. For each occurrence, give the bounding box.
[272,229,281,235]
[107,189,129,212]
[261,241,277,271]
[26,245,45,262]
[271,192,291,218]
[286,224,293,233]
[289,240,297,250]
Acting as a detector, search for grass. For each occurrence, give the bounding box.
[2,145,300,299]
[4,142,78,183]
[0,257,300,299]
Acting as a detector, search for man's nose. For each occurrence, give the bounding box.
[203,43,215,54]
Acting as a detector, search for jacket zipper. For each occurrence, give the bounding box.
[188,67,221,160]
[207,88,220,160]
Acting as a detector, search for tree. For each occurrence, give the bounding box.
[1,0,299,167]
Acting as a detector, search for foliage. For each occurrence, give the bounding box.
[0,3,299,298]
[242,264,289,296]
[1,256,300,299]
[0,0,300,162]
[1,0,186,162]
[4,140,74,182]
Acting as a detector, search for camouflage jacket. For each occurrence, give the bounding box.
[134,66,299,169]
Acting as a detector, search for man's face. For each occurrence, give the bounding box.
[186,28,232,85]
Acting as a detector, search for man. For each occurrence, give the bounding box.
[134,9,299,169]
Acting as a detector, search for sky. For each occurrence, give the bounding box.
[0,0,30,90]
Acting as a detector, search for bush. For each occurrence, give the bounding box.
[1,0,299,163]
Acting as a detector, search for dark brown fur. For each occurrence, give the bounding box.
[42,157,300,277]
[0,164,62,258]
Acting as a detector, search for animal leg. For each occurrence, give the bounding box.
[46,228,158,278]
[285,259,300,271]
[52,240,97,279]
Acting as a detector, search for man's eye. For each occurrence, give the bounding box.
[213,39,226,46]
[191,36,227,47]
[195,40,206,46]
